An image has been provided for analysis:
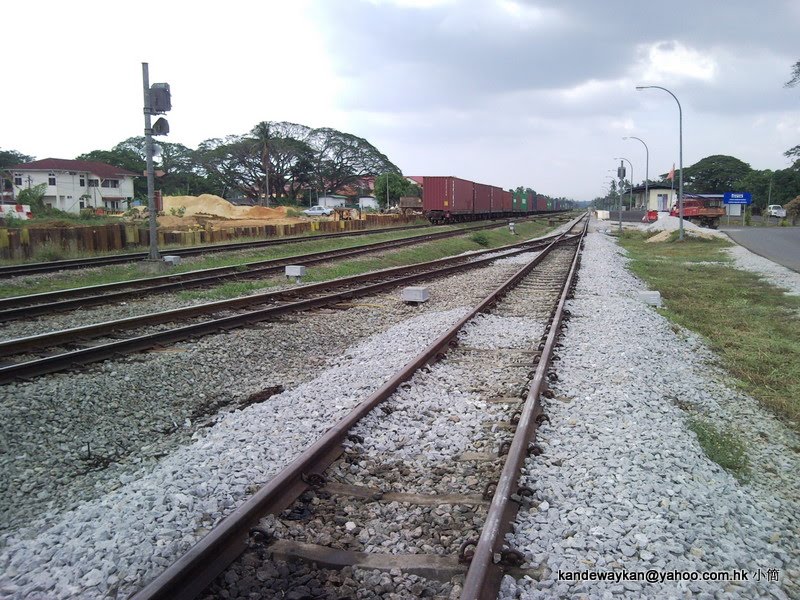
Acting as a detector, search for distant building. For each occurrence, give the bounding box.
[624,183,675,211]
[8,158,138,213]
[358,196,378,210]
[318,195,347,208]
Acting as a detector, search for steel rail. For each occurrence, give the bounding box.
[0,214,564,278]
[130,214,586,600]
[0,223,583,382]
[459,216,588,600]
[0,219,542,320]
[0,222,437,278]
[0,223,579,358]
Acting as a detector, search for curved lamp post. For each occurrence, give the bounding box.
[636,85,683,240]
[623,136,649,211]
[614,157,633,211]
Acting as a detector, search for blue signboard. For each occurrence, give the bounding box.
[723,192,752,205]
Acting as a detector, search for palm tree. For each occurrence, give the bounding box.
[252,121,271,206]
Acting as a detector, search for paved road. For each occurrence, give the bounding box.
[722,226,800,272]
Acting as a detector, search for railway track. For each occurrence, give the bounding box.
[0,217,564,322]
[0,219,580,383]
[0,222,435,278]
[0,216,565,279]
[131,215,587,600]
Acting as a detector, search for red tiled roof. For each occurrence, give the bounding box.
[8,158,139,179]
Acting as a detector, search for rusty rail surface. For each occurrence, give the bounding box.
[459,216,588,599]
[0,221,582,383]
[0,218,555,319]
[130,214,587,600]
[0,222,436,278]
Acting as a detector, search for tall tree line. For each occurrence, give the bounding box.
[1,122,400,206]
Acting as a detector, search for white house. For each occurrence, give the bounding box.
[358,196,378,210]
[9,158,138,213]
[317,195,347,208]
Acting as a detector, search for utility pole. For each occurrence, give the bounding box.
[617,161,625,233]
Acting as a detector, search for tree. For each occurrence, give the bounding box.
[1,149,34,192]
[373,173,417,208]
[785,60,800,88]
[785,196,800,225]
[308,127,399,195]
[679,155,752,193]
[16,183,47,213]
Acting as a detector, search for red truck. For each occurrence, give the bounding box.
[670,196,725,229]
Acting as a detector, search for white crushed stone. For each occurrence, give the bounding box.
[0,308,471,600]
[500,227,799,599]
[722,243,800,296]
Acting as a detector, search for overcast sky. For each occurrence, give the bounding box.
[5,0,799,200]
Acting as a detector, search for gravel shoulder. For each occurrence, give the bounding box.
[501,225,799,599]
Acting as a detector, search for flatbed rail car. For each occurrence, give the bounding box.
[671,195,725,229]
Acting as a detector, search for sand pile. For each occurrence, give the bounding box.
[643,213,726,241]
[163,194,288,220]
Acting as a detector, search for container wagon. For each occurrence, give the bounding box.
[474,183,492,217]
[501,189,513,215]
[423,176,474,223]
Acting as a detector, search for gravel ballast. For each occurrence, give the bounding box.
[501,226,799,600]
[0,307,473,599]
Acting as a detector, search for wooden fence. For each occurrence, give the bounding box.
[0,214,421,260]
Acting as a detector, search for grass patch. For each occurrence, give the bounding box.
[0,219,557,299]
[687,417,749,478]
[618,230,800,426]
[470,232,490,247]
[302,220,553,284]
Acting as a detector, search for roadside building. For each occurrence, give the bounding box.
[358,196,378,210]
[625,183,676,211]
[8,158,138,213]
[317,195,347,208]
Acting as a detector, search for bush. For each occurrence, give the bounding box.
[744,207,752,226]
[2,212,23,228]
[785,196,800,226]
[169,206,187,217]
[285,208,305,218]
[470,232,490,247]
[33,242,66,262]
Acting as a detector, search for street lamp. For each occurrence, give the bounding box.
[614,157,633,211]
[636,85,684,240]
[623,136,649,211]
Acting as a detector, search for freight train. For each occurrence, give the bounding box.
[418,176,564,224]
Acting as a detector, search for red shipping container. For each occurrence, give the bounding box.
[423,176,474,216]
[502,190,513,213]
[536,195,547,211]
[474,183,492,215]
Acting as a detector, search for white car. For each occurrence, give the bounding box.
[766,204,786,219]
[303,205,334,217]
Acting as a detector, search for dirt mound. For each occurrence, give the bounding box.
[163,194,289,220]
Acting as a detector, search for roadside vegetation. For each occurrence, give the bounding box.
[618,231,800,428]
[686,417,750,480]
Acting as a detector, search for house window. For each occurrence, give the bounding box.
[13,176,22,186]
[101,179,120,188]
[79,201,85,209]
[48,174,56,186]
[88,179,99,187]
[79,177,85,186]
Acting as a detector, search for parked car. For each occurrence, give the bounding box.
[303,205,334,217]
[766,204,786,219]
